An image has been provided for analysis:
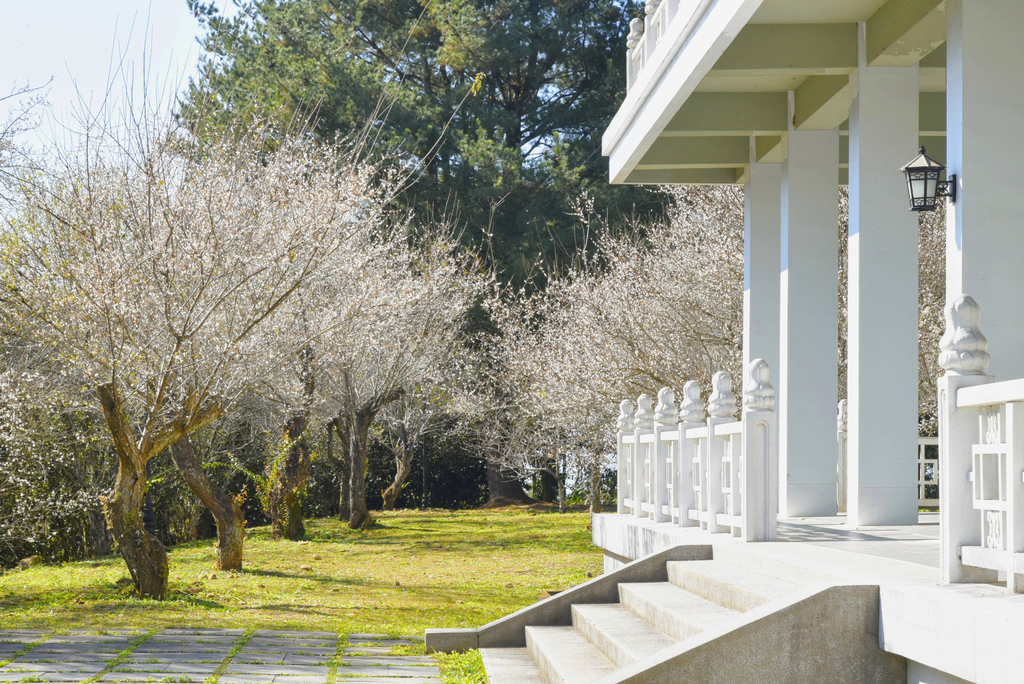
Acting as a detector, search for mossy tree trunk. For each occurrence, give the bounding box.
[169,435,246,570]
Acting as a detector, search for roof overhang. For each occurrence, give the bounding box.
[602,0,947,185]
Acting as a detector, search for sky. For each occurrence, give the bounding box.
[1,0,237,136]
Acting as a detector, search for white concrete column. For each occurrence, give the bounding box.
[946,0,1024,380]
[779,98,840,517]
[743,156,781,378]
[846,25,920,527]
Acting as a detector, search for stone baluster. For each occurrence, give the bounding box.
[705,371,736,534]
[625,18,645,91]
[837,399,848,514]
[652,387,678,523]
[742,359,778,541]
[633,394,655,519]
[678,380,705,527]
[616,399,635,515]
[937,295,996,585]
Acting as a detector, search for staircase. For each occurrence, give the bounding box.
[481,558,803,684]
[427,544,907,684]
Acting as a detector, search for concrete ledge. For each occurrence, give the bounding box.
[880,582,1024,683]
[425,544,712,653]
[423,628,478,653]
[594,584,905,684]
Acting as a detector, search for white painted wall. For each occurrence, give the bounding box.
[846,24,920,526]
[779,104,840,517]
[945,0,1024,381]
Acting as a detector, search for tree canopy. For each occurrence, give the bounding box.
[185,0,664,285]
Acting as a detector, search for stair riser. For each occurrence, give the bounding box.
[668,564,770,612]
[617,585,706,641]
[526,628,564,684]
[570,605,633,668]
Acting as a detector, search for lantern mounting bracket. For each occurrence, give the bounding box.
[936,175,957,203]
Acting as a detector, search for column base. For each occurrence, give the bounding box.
[782,483,838,517]
[848,486,919,527]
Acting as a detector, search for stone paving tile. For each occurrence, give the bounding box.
[346,638,419,647]
[252,630,335,640]
[334,680,439,684]
[223,663,329,675]
[341,645,394,654]
[218,676,276,684]
[337,665,440,677]
[0,629,439,683]
[341,656,436,666]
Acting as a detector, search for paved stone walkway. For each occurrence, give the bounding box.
[0,629,440,684]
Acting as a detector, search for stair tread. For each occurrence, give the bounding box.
[526,626,618,684]
[618,581,740,640]
[669,560,801,610]
[480,647,546,684]
[572,603,677,666]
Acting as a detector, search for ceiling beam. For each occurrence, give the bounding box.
[755,135,785,163]
[713,24,858,74]
[794,75,852,131]
[919,92,945,134]
[866,0,946,67]
[625,168,743,185]
[636,136,750,168]
[663,92,788,135]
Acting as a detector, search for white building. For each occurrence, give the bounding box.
[427,2,1024,682]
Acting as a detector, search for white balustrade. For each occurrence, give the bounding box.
[938,294,1024,591]
[634,394,656,518]
[616,399,635,515]
[614,359,778,542]
[836,398,939,512]
[837,400,848,513]
[918,437,939,508]
[624,0,702,92]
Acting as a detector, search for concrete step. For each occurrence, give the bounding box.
[668,560,801,612]
[525,626,617,684]
[618,581,740,640]
[479,647,545,684]
[570,603,677,667]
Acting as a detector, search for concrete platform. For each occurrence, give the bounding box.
[593,512,940,578]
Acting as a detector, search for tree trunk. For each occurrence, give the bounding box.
[86,507,112,558]
[538,463,557,503]
[169,435,246,570]
[381,427,412,511]
[269,415,310,540]
[589,452,602,514]
[485,460,532,503]
[348,410,372,529]
[97,383,168,599]
[333,418,351,522]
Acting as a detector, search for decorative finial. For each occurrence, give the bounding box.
[708,371,737,419]
[616,399,635,432]
[644,0,661,15]
[743,359,775,411]
[939,295,990,375]
[634,393,655,427]
[626,18,645,50]
[654,387,678,425]
[679,381,704,421]
[837,400,847,432]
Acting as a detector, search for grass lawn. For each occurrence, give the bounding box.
[0,508,601,635]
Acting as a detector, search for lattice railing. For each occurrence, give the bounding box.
[615,359,778,541]
[939,294,1024,592]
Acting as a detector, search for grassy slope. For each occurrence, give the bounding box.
[0,509,600,634]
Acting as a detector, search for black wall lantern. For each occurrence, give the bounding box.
[899,147,956,212]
